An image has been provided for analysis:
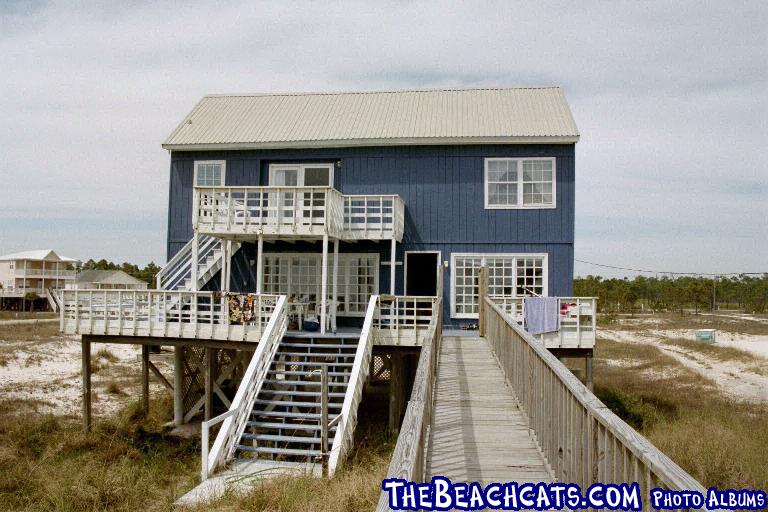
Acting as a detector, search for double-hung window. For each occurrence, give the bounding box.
[194,160,226,187]
[484,157,555,208]
[451,253,548,318]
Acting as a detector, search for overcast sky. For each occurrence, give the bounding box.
[1,1,765,277]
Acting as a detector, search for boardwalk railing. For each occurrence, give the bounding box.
[194,186,404,241]
[201,295,288,479]
[59,290,280,342]
[484,298,707,499]
[374,295,438,346]
[489,295,597,349]
[327,295,379,476]
[376,299,442,511]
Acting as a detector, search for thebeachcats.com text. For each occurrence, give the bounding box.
[381,477,767,511]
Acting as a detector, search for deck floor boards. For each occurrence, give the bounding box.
[425,336,552,486]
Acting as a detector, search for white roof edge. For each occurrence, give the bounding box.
[163,135,579,151]
[200,85,565,98]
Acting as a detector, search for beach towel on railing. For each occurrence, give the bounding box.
[225,293,257,324]
[523,296,560,335]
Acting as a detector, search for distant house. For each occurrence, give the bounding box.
[0,250,79,309]
[67,270,149,290]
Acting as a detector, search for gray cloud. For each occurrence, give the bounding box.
[0,1,766,272]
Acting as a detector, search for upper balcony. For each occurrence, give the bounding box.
[193,187,404,242]
[15,269,76,278]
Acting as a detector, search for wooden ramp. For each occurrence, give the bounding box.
[426,336,552,485]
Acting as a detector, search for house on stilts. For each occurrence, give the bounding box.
[58,87,706,505]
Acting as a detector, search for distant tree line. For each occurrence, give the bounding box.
[80,259,161,286]
[574,274,768,314]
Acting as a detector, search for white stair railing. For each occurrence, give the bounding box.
[201,295,288,480]
[327,294,378,476]
[156,234,221,290]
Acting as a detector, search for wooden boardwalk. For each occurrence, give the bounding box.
[425,336,552,485]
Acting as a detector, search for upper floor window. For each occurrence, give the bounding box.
[484,158,555,209]
[269,163,333,187]
[194,160,226,187]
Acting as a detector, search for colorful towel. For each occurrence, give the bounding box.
[225,293,257,324]
[524,297,560,335]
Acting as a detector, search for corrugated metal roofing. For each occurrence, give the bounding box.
[163,86,579,150]
[74,270,146,285]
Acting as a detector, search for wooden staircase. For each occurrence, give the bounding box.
[233,336,359,464]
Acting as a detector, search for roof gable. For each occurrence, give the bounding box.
[163,86,579,150]
[0,250,78,262]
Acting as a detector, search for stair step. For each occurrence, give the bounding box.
[252,411,322,419]
[255,399,343,408]
[272,361,353,368]
[268,370,349,377]
[276,351,355,358]
[261,389,346,398]
[247,421,337,431]
[236,445,321,457]
[264,379,349,387]
[280,342,358,349]
[241,433,321,444]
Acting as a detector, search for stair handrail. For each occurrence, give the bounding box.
[326,294,379,477]
[156,234,219,290]
[201,294,288,480]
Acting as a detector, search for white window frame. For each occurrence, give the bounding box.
[450,253,549,319]
[193,160,226,187]
[268,163,334,187]
[484,157,556,209]
[261,252,378,317]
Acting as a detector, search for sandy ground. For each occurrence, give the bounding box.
[0,326,173,416]
[601,319,768,403]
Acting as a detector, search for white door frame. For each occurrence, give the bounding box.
[268,163,334,186]
[404,250,441,296]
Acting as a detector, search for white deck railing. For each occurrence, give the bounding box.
[328,295,378,476]
[343,195,405,241]
[193,186,404,241]
[59,290,281,342]
[374,295,438,346]
[201,295,288,480]
[489,295,597,349]
[194,186,346,239]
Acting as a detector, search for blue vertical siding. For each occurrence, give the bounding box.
[166,144,575,323]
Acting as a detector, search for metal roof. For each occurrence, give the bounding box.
[163,86,579,150]
[74,270,147,286]
[0,250,78,262]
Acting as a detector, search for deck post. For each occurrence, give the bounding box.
[220,239,229,291]
[320,234,329,334]
[141,344,150,417]
[331,239,339,332]
[390,238,396,294]
[478,266,488,336]
[81,337,92,433]
[191,231,199,291]
[388,351,406,435]
[204,348,213,421]
[585,351,594,392]
[256,236,264,294]
[173,346,184,426]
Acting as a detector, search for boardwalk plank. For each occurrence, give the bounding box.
[425,336,552,484]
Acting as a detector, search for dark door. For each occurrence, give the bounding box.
[405,252,439,296]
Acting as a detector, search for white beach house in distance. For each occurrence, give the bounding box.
[0,250,78,310]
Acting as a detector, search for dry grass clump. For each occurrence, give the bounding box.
[0,396,198,511]
[595,339,768,489]
[660,337,762,364]
[106,381,128,396]
[0,322,61,343]
[96,348,119,363]
[0,311,57,321]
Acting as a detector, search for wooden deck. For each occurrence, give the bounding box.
[425,336,552,485]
